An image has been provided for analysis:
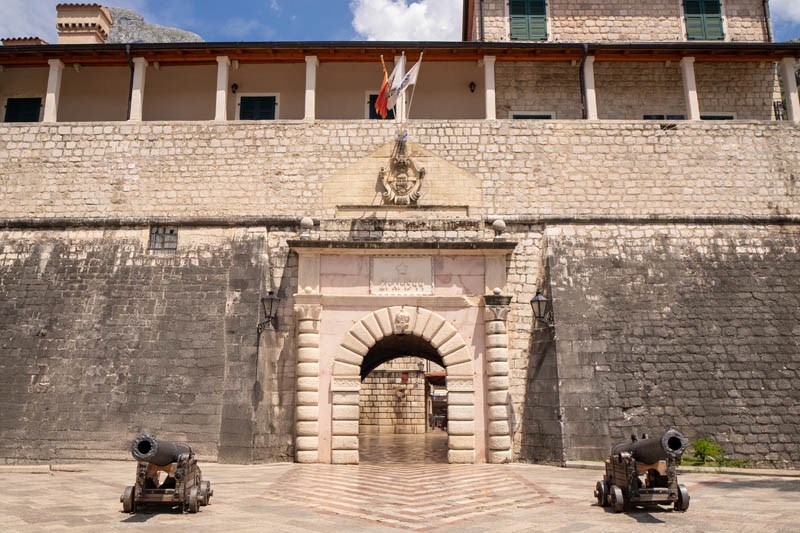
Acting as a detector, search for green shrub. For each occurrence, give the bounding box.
[693,438,724,463]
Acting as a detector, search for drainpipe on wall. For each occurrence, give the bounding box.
[479,0,485,42]
[125,44,134,119]
[578,44,589,120]
[762,0,773,43]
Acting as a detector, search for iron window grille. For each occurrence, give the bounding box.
[149,227,178,252]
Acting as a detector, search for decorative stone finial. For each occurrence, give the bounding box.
[492,219,506,241]
[300,217,314,240]
[493,287,502,295]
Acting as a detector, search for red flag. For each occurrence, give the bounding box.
[375,56,389,119]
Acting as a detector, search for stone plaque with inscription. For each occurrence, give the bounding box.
[371,257,433,295]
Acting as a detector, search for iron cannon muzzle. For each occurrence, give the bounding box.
[131,434,193,466]
[611,428,687,464]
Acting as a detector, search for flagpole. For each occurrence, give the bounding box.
[405,51,423,121]
[393,52,405,125]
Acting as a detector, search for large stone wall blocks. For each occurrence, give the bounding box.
[488,405,509,420]
[489,420,511,435]
[431,322,458,349]
[332,436,359,450]
[488,361,510,376]
[448,449,476,463]
[447,421,476,436]
[296,406,320,421]
[488,390,510,405]
[332,420,359,436]
[421,313,446,342]
[447,391,475,406]
[438,335,466,357]
[447,361,473,377]
[442,346,471,367]
[332,392,361,405]
[332,404,360,420]
[295,421,319,436]
[332,361,360,376]
[489,435,512,451]
[335,346,365,367]
[361,313,384,341]
[296,377,320,392]
[296,391,318,406]
[448,435,476,450]
[350,321,378,349]
[295,436,319,451]
[296,362,320,378]
[331,450,359,464]
[411,308,433,338]
[487,376,510,390]
[488,450,512,464]
[448,405,476,421]
[341,332,369,357]
[295,451,319,464]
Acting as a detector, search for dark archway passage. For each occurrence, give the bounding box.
[358,335,448,463]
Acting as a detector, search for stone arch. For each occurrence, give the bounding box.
[330,306,477,464]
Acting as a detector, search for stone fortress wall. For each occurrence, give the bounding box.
[0,120,798,466]
[359,357,429,435]
[475,0,769,43]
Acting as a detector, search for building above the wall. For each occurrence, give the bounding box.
[56,3,113,45]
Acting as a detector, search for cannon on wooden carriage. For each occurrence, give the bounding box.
[120,434,212,514]
[595,428,690,513]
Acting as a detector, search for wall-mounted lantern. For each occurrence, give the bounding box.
[257,290,280,334]
[469,81,477,93]
[530,289,554,327]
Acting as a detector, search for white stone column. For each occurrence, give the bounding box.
[129,57,148,122]
[484,293,512,463]
[483,55,496,120]
[304,55,319,121]
[781,57,800,123]
[295,304,322,463]
[330,377,360,464]
[583,55,598,120]
[215,56,230,121]
[43,59,64,123]
[680,57,701,121]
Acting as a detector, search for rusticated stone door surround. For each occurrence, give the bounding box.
[289,241,516,465]
[330,306,476,464]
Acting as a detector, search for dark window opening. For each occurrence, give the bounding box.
[149,227,178,252]
[4,97,42,122]
[368,94,396,120]
[512,113,553,119]
[239,96,277,120]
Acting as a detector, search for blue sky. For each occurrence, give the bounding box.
[1,0,798,43]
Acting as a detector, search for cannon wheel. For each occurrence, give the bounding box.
[610,485,625,513]
[187,485,200,513]
[675,484,690,512]
[200,480,212,506]
[121,485,136,514]
[594,480,609,507]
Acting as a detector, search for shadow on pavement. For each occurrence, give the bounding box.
[694,477,799,493]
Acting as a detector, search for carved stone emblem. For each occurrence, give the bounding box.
[380,133,424,205]
[394,308,411,334]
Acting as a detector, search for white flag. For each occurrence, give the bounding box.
[396,55,422,95]
[386,54,406,110]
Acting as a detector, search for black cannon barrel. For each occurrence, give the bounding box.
[611,429,687,464]
[131,435,193,466]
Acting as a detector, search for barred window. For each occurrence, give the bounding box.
[149,227,178,252]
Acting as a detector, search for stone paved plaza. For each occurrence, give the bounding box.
[1,434,798,532]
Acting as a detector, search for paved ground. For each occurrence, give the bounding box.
[2,435,798,532]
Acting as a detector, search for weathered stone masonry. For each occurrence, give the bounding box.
[0,120,798,466]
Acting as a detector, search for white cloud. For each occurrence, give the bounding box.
[350,0,462,41]
[269,0,281,12]
[0,1,151,43]
[770,0,800,25]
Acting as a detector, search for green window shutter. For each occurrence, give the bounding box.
[239,96,276,120]
[684,0,724,40]
[4,97,41,122]
[509,0,529,40]
[510,0,547,41]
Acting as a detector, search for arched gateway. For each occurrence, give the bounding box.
[290,240,517,465]
[331,306,475,464]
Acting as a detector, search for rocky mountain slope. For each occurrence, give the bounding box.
[107,7,204,44]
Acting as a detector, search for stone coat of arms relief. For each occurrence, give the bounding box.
[379,133,425,205]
